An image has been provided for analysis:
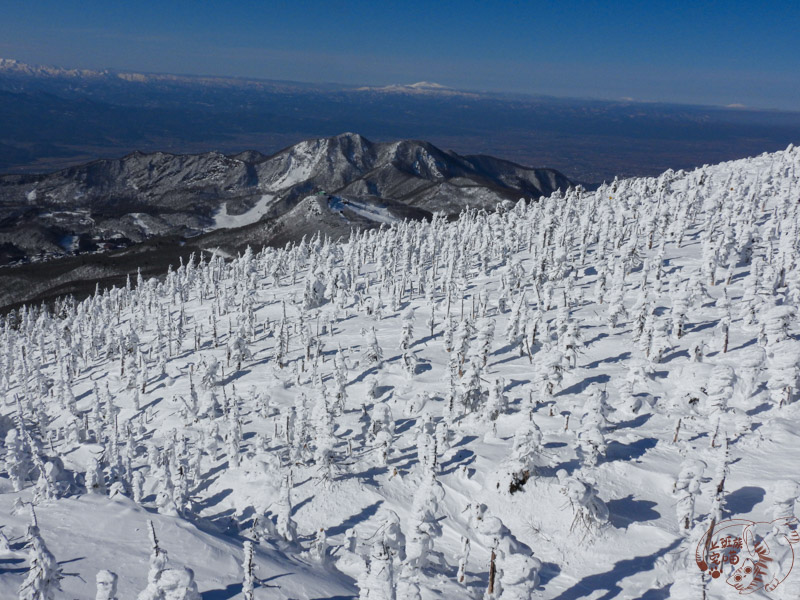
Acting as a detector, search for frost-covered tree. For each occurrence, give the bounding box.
[497,420,543,494]
[228,325,252,372]
[275,473,298,544]
[312,390,336,483]
[557,470,609,536]
[536,346,564,399]
[399,306,415,352]
[95,570,118,600]
[709,439,729,523]
[771,480,800,521]
[359,542,395,600]
[497,553,542,600]
[0,528,11,554]
[475,317,495,368]
[370,403,395,465]
[582,384,613,431]
[767,339,800,406]
[380,509,406,562]
[674,459,705,532]
[468,503,540,598]
[85,457,107,495]
[137,521,201,600]
[456,536,470,584]
[242,541,255,600]
[577,421,606,467]
[4,429,28,492]
[363,327,384,368]
[405,475,444,570]
[19,507,62,600]
[485,377,507,422]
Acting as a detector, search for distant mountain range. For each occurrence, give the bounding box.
[3,58,800,185]
[0,133,570,310]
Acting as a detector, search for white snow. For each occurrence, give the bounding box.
[328,195,400,224]
[211,195,274,230]
[2,145,800,599]
[269,142,323,190]
[130,213,152,234]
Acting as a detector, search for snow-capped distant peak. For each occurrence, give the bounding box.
[408,81,450,89]
[354,81,477,97]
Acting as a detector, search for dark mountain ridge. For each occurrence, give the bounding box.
[0,133,571,310]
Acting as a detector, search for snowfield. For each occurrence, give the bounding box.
[212,196,276,231]
[2,145,800,599]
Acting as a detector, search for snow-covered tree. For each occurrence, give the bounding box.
[497,553,542,600]
[405,475,444,570]
[767,339,800,406]
[359,542,395,600]
[95,570,118,600]
[558,470,609,536]
[4,429,28,492]
[674,459,705,533]
[380,509,406,562]
[275,473,298,544]
[497,420,543,494]
[19,507,62,600]
[242,541,255,600]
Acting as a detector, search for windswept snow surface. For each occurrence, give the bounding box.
[2,146,800,599]
[211,195,274,230]
[328,195,401,224]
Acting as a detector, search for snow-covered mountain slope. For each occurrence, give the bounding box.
[0,133,569,262]
[0,132,570,309]
[1,145,800,599]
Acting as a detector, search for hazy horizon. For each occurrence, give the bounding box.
[2,1,799,111]
[5,54,800,116]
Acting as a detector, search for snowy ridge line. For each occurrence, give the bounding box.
[1,144,800,599]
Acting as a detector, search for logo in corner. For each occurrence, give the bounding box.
[696,517,800,594]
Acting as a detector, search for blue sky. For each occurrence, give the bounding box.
[2,1,799,110]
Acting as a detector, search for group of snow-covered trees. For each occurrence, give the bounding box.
[1,144,800,597]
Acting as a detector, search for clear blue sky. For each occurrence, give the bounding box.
[2,1,799,110]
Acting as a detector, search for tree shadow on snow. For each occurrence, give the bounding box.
[375,385,393,397]
[195,487,233,512]
[220,368,252,387]
[725,486,766,516]
[556,374,611,397]
[584,352,631,369]
[452,435,478,448]
[640,584,673,599]
[504,378,527,393]
[413,361,432,375]
[335,465,388,486]
[605,437,658,463]
[729,338,757,353]
[0,557,26,575]
[550,539,681,600]
[394,418,416,436]
[327,500,383,537]
[607,495,660,528]
[746,401,771,417]
[660,349,689,363]
[584,332,609,346]
[440,449,476,475]
[539,561,562,587]
[539,458,581,478]
[202,582,242,600]
[612,413,652,430]
[688,320,716,334]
